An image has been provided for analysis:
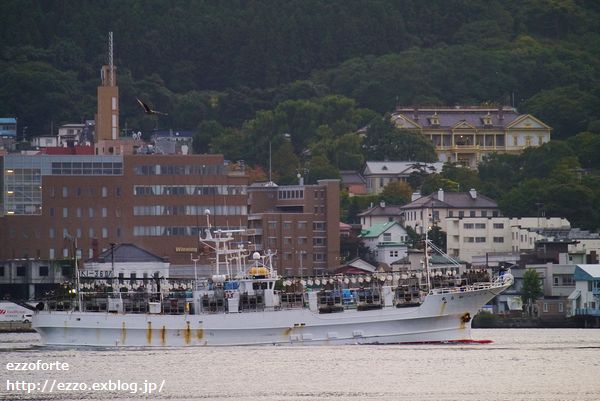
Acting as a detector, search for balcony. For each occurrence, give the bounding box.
[435,145,503,152]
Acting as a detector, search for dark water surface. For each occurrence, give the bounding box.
[1,329,599,400]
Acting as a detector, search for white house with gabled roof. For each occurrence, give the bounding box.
[569,264,600,318]
[359,221,408,265]
[362,161,443,194]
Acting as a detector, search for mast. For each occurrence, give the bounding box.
[108,32,114,86]
[424,227,431,293]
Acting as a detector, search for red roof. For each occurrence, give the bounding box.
[44,146,94,155]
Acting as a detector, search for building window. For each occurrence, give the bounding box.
[493,223,504,229]
[49,208,55,217]
[102,186,108,197]
[458,211,464,218]
[297,237,307,245]
[448,211,453,217]
[493,237,504,243]
[89,228,95,238]
[76,228,82,238]
[390,250,398,258]
[63,208,68,218]
[383,233,392,242]
[313,253,325,262]
[464,223,474,229]
[62,186,68,197]
[89,208,94,218]
[475,237,486,243]
[543,303,548,313]
[116,227,121,238]
[49,248,55,259]
[102,228,108,238]
[39,266,49,276]
[17,266,26,277]
[0,266,4,276]
[464,237,474,243]
[76,208,82,218]
[313,222,326,231]
[297,222,307,230]
[116,186,122,197]
[283,222,291,230]
[475,223,486,229]
[102,208,108,218]
[470,211,476,217]
[558,303,564,313]
[481,211,487,217]
[115,208,121,218]
[313,237,325,246]
[553,276,559,286]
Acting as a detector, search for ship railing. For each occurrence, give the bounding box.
[428,280,507,295]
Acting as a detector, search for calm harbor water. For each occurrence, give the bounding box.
[1,329,599,401]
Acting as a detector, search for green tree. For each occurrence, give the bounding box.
[522,269,543,316]
[193,120,224,154]
[363,115,437,162]
[427,226,447,252]
[380,181,412,205]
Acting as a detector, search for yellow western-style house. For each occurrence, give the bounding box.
[391,106,551,168]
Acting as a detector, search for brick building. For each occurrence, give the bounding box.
[0,153,248,267]
[246,180,340,276]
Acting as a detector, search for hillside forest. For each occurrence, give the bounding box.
[1,0,600,230]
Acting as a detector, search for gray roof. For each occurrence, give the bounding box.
[534,228,600,240]
[393,107,522,129]
[358,204,403,217]
[363,161,443,176]
[340,170,366,185]
[87,243,166,263]
[401,191,498,209]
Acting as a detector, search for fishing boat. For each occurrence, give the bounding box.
[32,226,513,347]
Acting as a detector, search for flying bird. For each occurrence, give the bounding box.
[136,98,168,115]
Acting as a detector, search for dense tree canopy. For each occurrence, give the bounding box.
[3,1,600,231]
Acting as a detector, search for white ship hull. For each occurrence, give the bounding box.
[32,284,508,347]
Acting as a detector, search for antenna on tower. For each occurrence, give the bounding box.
[108,32,114,86]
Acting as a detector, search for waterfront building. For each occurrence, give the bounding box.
[246,179,340,276]
[0,153,248,270]
[445,217,570,262]
[391,107,551,168]
[568,264,600,324]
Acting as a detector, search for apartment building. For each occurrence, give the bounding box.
[246,180,340,276]
[446,217,571,261]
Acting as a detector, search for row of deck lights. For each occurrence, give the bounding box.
[283,270,460,287]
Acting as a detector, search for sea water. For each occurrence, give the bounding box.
[1,329,599,400]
